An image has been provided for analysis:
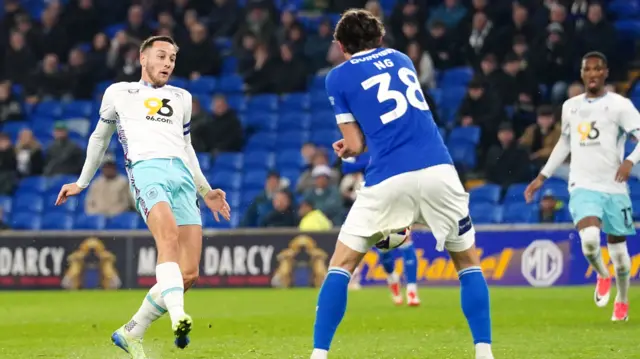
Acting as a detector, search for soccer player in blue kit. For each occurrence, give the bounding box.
[310,9,494,359]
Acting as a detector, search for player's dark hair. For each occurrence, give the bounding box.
[139,35,179,53]
[582,51,607,67]
[334,9,385,55]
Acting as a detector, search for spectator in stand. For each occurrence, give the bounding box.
[88,33,111,82]
[174,22,221,80]
[297,149,339,193]
[235,6,276,47]
[389,0,427,41]
[318,41,345,75]
[37,7,69,62]
[464,11,500,66]
[303,165,344,225]
[539,189,564,223]
[546,3,574,41]
[0,208,9,230]
[2,0,25,35]
[498,2,534,53]
[406,41,435,89]
[285,22,306,57]
[208,94,244,155]
[485,122,531,190]
[64,0,101,46]
[518,105,560,172]
[156,12,185,43]
[261,190,297,227]
[569,0,589,32]
[494,53,538,112]
[458,78,506,153]
[424,21,461,71]
[0,80,23,124]
[339,170,363,209]
[275,43,308,94]
[241,171,282,227]
[85,155,134,217]
[244,43,278,94]
[25,54,69,103]
[304,18,333,74]
[276,7,299,46]
[0,133,17,195]
[3,31,37,85]
[207,0,240,38]
[301,142,317,171]
[14,128,44,177]
[478,53,500,90]
[43,122,84,176]
[67,48,96,100]
[125,5,153,43]
[567,81,584,98]
[577,3,616,76]
[114,45,141,82]
[298,198,333,231]
[394,20,425,55]
[532,22,573,104]
[428,0,468,30]
[14,14,39,57]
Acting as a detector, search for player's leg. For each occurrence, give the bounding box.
[603,194,635,321]
[380,248,403,305]
[569,189,610,306]
[398,235,420,306]
[348,262,363,290]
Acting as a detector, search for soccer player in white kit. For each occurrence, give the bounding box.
[525,52,640,321]
[55,36,231,358]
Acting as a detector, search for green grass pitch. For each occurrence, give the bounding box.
[0,287,637,359]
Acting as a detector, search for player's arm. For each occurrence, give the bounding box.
[615,98,640,181]
[181,92,213,198]
[326,70,366,157]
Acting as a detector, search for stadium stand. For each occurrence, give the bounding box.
[0,0,639,230]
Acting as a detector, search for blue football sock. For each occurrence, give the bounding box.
[380,250,395,275]
[400,243,417,284]
[459,266,492,345]
[313,267,351,351]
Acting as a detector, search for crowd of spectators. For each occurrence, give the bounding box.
[0,0,636,230]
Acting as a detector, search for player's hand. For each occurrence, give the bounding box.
[524,176,544,203]
[203,189,231,222]
[616,160,634,182]
[55,183,84,205]
[332,139,347,157]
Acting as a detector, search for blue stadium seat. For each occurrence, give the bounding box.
[469,203,502,224]
[46,175,76,192]
[44,194,78,213]
[196,153,212,172]
[311,74,327,90]
[504,183,530,204]
[214,37,232,51]
[280,168,301,185]
[447,141,476,169]
[74,214,107,230]
[310,111,335,130]
[213,153,243,171]
[438,127,447,140]
[94,81,113,96]
[62,101,93,118]
[556,207,572,223]
[440,86,467,111]
[540,183,570,202]
[276,150,304,169]
[280,93,311,112]
[630,182,640,200]
[615,20,640,39]
[440,67,474,87]
[104,23,126,38]
[609,0,640,20]
[633,200,640,220]
[245,133,277,150]
[16,176,47,194]
[276,131,309,149]
[243,170,269,189]
[202,214,232,229]
[222,56,238,74]
[225,94,247,112]
[168,77,188,89]
[0,196,11,214]
[502,203,539,223]
[310,130,339,147]
[243,114,278,132]
[449,126,481,145]
[106,212,140,230]
[469,184,501,204]
[206,171,242,191]
[35,101,62,117]
[429,88,442,106]
[243,150,275,169]
[246,94,279,112]
[310,89,332,110]
[279,112,311,131]
[219,75,245,93]
[13,194,44,213]
[10,212,41,230]
[188,76,217,94]
[41,213,74,230]
[241,190,262,207]
[1,121,28,139]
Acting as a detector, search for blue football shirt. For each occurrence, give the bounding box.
[326,47,452,186]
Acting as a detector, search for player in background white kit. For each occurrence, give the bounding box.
[55,36,231,358]
[525,52,640,322]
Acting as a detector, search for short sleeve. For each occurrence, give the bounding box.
[182,91,193,136]
[99,85,118,124]
[618,98,640,136]
[326,68,355,124]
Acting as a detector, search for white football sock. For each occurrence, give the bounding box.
[156,262,186,325]
[406,283,417,292]
[608,242,631,303]
[387,272,400,284]
[579,227,610,278]
[311,349,328,359]
[475,343,493,359]
[125,283,167,338]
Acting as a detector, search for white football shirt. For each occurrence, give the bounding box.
[99,81,193,168]
[561,92,640,194]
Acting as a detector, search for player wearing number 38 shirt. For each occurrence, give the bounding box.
[310,9,493,359]
[525,52,640,322]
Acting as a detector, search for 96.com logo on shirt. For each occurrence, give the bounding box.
[144,97,174,123]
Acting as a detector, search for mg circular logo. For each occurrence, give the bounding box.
[521,240,563,287]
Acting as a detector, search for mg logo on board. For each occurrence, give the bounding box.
[521,240,563,287]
